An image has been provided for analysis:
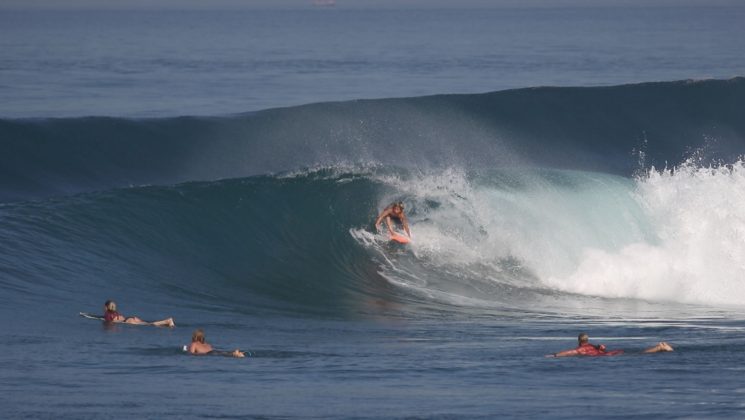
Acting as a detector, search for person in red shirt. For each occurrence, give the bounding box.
[548,332,673,357]
[103,300,175,327]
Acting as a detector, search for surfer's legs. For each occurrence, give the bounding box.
[123,317,147,325]
[122,316,175,327]
[642,342,674,353]
[151,317,176,327]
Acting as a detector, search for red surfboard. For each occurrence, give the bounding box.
[389,232,411,244]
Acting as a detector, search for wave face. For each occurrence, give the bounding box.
[3,163,745,318]
[1,78,744,203]
[3,78,745,315]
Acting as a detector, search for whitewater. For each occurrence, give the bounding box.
[348,161,745,310]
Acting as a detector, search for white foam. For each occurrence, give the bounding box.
[547,160,745,306]
[353,163,745,308]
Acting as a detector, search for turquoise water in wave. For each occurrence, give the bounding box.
[2,2,745,418]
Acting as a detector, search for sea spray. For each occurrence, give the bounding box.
[547,160,745,306]
[354,168,653,307]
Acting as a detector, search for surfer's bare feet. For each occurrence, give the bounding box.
[658,342,674,352]
[154,318,175,327]
[644,341,674,353]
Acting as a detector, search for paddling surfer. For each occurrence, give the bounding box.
[374,201,411,238]
[187,329,245,358]
[103,300,175,327]
[547,332,674,357]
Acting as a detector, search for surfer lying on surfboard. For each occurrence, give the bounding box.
[374,201,411,242]
[187,329,245,358]
[547,332,674,357]
[103,300,175,327]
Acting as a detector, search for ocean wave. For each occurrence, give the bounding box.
[1,77,743,203]
[3,163,745,318]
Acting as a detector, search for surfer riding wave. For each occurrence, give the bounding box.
[375,201,411,241]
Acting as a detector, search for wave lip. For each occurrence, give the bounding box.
[2,77,744,203]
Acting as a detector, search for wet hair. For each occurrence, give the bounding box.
[578,333,589,344]
[192,329,206,344]
[104,300,117,313]
[393,201,404,210]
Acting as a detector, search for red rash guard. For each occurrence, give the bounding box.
[576,343,624,356]
[104,311,121,322]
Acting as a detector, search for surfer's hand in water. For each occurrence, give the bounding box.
[232,349,245,358]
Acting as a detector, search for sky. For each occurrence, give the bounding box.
[2,0,742,10]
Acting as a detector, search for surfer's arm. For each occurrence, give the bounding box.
[384,216,395,234]
[374,209,390,231]
[401,215,411,237]
[549,349,579,358]
[213,349,245,358]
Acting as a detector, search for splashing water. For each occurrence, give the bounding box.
[547,160,745,306]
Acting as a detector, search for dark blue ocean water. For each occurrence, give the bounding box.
[2,4,744,117]
[2,3,745,419]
